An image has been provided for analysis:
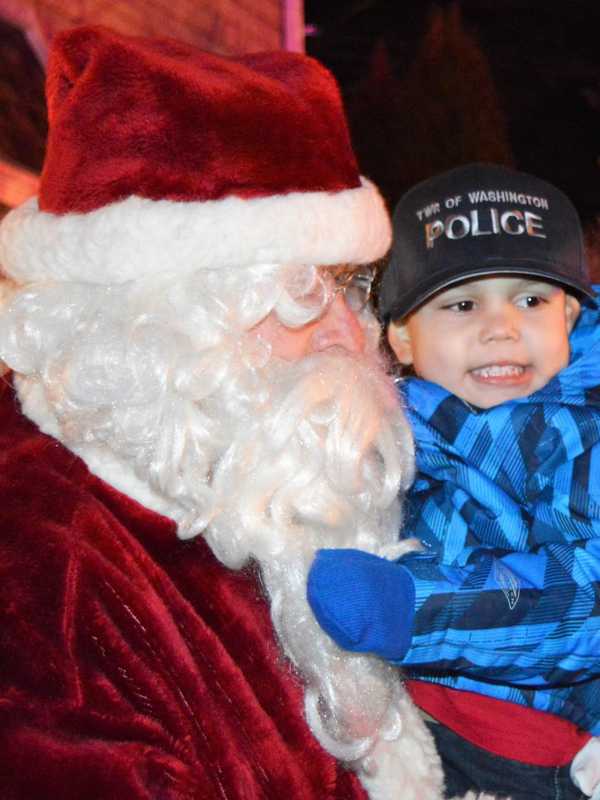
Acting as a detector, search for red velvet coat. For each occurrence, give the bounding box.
[0,376,366,799]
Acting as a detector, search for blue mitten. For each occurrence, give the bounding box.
[307,548,416,662]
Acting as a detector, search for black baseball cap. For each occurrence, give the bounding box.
[379,163,596,322]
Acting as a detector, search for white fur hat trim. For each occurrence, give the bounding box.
[0,177,390,285]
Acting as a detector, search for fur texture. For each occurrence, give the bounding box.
[0,178,390,285]
[40,27,362,213]
[0,26,391,285]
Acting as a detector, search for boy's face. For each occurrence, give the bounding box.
[387,276,581,409]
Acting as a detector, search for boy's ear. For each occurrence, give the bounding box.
[565,294,581,333]
[387,321,414,366]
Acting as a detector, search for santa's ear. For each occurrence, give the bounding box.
[387,321,414,366]
[565,294,581,333]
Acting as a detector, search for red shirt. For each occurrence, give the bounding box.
[407,680,591,766]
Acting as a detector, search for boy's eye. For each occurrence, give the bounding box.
[444,300,474,312]
[516,295,544,308]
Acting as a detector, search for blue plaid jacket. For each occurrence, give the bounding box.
[398,289,600,734]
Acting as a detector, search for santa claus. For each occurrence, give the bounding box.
[0,25,494,800]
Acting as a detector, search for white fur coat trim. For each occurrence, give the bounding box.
[0,178,391,285]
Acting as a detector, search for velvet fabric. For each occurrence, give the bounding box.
[40,26,361,214]
[0,375,366,799]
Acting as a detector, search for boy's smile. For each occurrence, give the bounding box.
[388,276,581,409]
[470,362,530,385]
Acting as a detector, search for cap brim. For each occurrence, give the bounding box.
[383,260,597,322]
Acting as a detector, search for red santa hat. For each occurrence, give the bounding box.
[0,25,391,285]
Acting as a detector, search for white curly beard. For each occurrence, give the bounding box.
[202,348,502,800]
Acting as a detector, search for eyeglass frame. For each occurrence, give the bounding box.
[323,265,376,314]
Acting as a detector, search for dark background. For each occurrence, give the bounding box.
[1,1,598,232]
[304,0,600,228]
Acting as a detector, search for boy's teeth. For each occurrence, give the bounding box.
[472,365,524,378]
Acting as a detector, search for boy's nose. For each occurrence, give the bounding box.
[310,293,366,355]
[479,307,520,343]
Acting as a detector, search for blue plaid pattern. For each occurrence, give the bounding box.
[398,289,600,734]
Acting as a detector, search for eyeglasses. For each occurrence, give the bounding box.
[325,267,376,314]
[290,266,376,318]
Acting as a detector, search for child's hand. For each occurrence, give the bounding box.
[307,548,416,662]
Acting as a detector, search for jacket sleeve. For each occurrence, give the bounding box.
[397,386,600,686]
[399,527,600,685]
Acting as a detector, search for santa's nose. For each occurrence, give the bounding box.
[310,293,366,354]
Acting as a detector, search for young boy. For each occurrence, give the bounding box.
[308,163,600,800]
